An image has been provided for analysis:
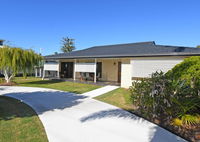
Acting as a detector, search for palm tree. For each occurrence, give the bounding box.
[0,45,42,83]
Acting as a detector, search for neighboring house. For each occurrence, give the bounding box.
[44,41,200,88]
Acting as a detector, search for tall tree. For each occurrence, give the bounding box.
[196,45,200,48]
[0,46,42,83]
[60,37,75,53]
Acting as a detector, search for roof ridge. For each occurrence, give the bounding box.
[156,44,195,49]
[91,41,155,48]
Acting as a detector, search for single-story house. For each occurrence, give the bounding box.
[42,41,200,88]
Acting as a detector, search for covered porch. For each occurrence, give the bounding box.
[61,58,122,84]
[43,58,121,84]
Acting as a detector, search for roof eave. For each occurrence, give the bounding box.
[44,53,200,60]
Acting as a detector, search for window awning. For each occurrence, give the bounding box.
[75,63,96,73]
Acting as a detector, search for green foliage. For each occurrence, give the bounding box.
[172,114,200,126]
[0,46,42,82]
[61,37,75,53]
[130,56,200,126]
[181,114,200,126]
[167,56,200,89]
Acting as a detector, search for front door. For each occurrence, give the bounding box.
[118,62,121,83]
[96,62,102,78]
[61,62,74,78]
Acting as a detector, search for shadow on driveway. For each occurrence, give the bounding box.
[80,108,186,142]
[80,108,145,122]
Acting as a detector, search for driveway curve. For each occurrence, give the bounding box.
[0,86,186,142]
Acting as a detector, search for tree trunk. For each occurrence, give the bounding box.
[3,69,13,83]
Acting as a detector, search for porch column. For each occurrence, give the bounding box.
[35,68,38,77]
[73,59,76,80]
[57,61,60,79]
[42,70,45,80]
[39,68,42,77]
[57,71,60,79]
[94,58,97,83]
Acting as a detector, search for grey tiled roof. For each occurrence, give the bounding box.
[45,41,200,59]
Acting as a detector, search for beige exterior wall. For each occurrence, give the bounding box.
[121,59,132,88]
[100,59,119,82]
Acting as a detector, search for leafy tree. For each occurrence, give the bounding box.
[60,37,75,53]
[196,45,200,48]
[0,45,42,83]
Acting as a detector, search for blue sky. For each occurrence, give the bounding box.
[0,0,200,55]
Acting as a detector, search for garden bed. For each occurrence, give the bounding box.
[0,82,17,86]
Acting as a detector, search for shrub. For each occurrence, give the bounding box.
[167,56,200,91]
[130,71,173,120]
[130,56,200,126]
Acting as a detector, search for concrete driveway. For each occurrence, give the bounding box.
[0,86,186,142]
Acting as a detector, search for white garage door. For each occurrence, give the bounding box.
[131,57,184,78]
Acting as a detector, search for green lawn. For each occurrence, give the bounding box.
[0,96,48,142]
[13,77,100,94]
[95,88,134,112]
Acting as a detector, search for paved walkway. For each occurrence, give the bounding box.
[0,86,186,142]
[81,85,119,98]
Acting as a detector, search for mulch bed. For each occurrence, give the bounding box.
[0,82,17,86]
[131,111,200,142]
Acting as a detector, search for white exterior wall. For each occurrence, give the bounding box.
[44,63,59,71]
[75,63,96,72]
[131,57,184,78]
[121,59,132,88]
[120,57,185,88]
